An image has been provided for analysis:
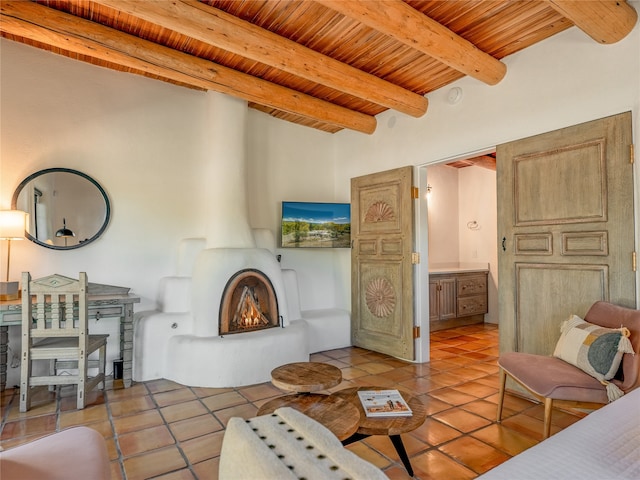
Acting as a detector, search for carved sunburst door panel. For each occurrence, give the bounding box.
[355,262,408,357]
[351,166,415,360]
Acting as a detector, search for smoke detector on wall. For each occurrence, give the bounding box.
[447,87,463,104]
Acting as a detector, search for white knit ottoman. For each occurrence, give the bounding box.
[219,407,386,480]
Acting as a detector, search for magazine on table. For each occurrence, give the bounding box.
[357,389,413,417]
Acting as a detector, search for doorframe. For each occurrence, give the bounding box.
[415,147,496,363]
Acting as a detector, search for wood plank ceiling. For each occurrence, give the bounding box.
[1,1,637,135]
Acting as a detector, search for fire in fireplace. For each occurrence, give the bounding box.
[219,269,280,334]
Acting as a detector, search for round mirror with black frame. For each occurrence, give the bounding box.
[12,168,111,250]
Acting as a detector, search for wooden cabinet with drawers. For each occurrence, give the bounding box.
[429,271,488,331]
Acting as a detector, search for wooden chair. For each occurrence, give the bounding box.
[496,301,640,438]
[20,272,108,412]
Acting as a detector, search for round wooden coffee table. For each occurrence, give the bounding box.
[256,393,360,441]
[333,386,427,476]
[258,362,357,440]
[270,361,342,393]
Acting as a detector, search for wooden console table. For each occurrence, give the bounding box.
[0,282,140,391]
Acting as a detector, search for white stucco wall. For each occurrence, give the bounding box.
[426,164,460,264]
[0,40,254,385]
[1,39,207,307]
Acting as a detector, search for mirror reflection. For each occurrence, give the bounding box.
[12,168,110,250]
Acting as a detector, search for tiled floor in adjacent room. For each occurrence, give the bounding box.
[1,324,586,479]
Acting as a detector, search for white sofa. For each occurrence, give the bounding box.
[478,387,640,480]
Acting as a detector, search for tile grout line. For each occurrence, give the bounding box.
[104,380,128,480]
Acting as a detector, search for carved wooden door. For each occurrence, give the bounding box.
[497,112,636,355]
[351,166,415,360]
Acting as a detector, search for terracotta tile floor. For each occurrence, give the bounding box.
[0,324,587,479]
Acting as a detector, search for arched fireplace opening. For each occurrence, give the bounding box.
[219,269,280,335]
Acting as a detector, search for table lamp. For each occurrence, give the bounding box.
[0,210,27,301]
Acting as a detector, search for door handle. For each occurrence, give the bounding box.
[502,237,506,252]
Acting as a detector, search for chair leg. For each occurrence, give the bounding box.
[543,397,553,439]
[19,352,31,413]
[77,349,87,410]
[99,344,106,390]
[496,367,507,422]
[48,359,56,392]
[19,378,30,412]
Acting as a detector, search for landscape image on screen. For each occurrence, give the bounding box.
[281,202,351,248]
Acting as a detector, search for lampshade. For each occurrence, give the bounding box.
[55,218,75,238]
[0,210,27,298]
[0,210,27,240]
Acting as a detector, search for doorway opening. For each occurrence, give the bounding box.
[417,149,499,362]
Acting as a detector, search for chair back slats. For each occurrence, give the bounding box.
[34,292,50,330]
[24,273,88,338]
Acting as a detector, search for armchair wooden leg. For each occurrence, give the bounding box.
[543,397,553,439]
[496,367,507,422]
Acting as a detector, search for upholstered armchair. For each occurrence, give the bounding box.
[496,301,640,438]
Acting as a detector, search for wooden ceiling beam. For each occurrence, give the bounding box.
[316,0,506,86]
[0,1,376,134]
[545,1,638,44]
[92,0,429,118]
[469,155,497,171]
[447,155,496,170]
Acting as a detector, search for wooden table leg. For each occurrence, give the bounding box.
[121,303,134,388]
[0,326,7,391]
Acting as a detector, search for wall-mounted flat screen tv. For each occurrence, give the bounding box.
[281,201,351,248]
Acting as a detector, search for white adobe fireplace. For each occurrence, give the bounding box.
[133,241,309,387]
[132,230,352,387]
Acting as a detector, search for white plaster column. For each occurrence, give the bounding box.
[202,92,254,248]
